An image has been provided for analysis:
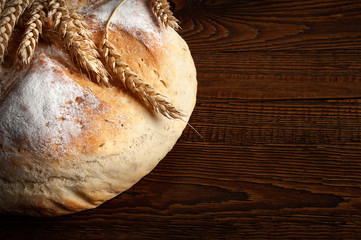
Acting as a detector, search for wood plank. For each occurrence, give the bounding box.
[196,72,361,99]
[175,0,361,52]
[184,97,361,145]
[193,51,361,99]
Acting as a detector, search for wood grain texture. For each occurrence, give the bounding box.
[2,0,361,239]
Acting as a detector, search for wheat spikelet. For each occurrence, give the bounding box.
[48,0,110,86]
[17,0,46,66]
[101,37,183,119]
[150,0,179,29]
[0,0,6,16]
[0,0,35,63]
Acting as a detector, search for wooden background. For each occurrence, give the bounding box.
[2,0,361,239]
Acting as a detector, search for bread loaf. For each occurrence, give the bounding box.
[0,0,197,216]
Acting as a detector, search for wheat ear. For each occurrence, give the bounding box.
[102,38,183,119]
[0,0,35,63]
[150,0,179,30]
[101,0,183,119]
[17,0,46,66]
[47,0,110,86]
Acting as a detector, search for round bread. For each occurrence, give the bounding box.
[0,0,197,216]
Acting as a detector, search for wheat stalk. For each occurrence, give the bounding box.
[101,0,183,119]
[150,0,179,30]
[47,0,110,86]
[0,0,35,63]
[17,0,46,66]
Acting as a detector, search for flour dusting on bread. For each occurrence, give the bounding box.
[0,48,107,156]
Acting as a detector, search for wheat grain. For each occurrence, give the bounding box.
[0,0,35,63]
[101,37,183,119]
[17,0,46,66]
[150,0,179,30]
[48,0,110,86]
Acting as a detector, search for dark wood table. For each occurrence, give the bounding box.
[2,0,361,239]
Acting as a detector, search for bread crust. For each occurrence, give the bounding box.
[0,0,197,216]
